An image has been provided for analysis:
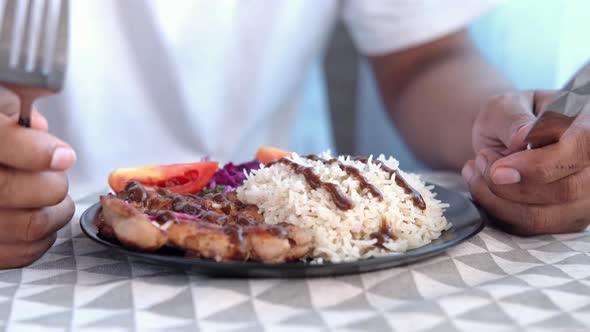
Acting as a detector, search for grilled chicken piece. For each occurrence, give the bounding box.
[99,195,167,251]
[168,222,248,261]
[97,182,313,263]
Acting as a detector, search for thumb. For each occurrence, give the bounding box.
[0,115,76,171]
[485,92,537,153]
[505,90,558,153]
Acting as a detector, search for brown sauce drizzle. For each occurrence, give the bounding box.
[154,211,177,225]
[267,158,354,210]
[157,188,260,227]
[304,155,383,201]
[120,180,148,203]
[350,156,426,210]
[222,223,247,260]
[171,197,201,215]
[369,219,398,249]
[199,210,229,225]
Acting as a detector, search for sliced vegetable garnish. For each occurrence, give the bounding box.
[198,185,226,196]
[108,161,219,194]
[205,160,261,191]
[256,146,292,165]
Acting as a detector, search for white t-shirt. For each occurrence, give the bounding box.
[37,0,498,187]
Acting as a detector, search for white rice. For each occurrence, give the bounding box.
[236,153,449,263]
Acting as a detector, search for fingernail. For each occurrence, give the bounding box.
[475,155,487,174]
[492,167,521,185]
[462,163,475,183]
[50,147,77,170]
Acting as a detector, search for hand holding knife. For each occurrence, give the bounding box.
[464,61,590,235]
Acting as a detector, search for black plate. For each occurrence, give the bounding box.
[80,185,485,278]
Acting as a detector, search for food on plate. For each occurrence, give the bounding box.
[238,153,449,263]
[96,181,313,263]
[96,149,449,264]
[202,159,260,194]
[255,146,293,165]
[108,161,218,194]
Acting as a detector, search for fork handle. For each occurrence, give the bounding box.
[17,96,33,128]
[2,85,46,128]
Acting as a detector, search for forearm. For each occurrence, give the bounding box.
[371,32,512,171]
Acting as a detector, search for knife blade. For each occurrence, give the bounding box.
[524,63,590,149]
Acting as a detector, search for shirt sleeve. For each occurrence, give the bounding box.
[342,0,503,56]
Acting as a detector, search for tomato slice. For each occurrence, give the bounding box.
[108,161,219,194]
[255,146,293,165]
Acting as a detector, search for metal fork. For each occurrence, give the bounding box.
[0,0,68,127]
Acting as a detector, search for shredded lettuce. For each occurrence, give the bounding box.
[198,185,226,196]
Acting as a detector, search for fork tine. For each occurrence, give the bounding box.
[22,0,47,72]
[52,0,67,80]
[0,0,8,38]
[43,0,69,90]
[7,0,30,68]
[0,0,16,63]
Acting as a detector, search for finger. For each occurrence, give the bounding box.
[489,117,590,185]
[533,90,557,116]
[7,110,49,131]
[30,110,48,131]
[0,167,69,208]
[474,148,503,175]
[0,90,20,115]
[479,144,590,205]
[0,116,76,171]
[485,166,590,205]
[477,148,557,204]
[467,170,589,235]
[476,147,522,186]
[478,91,536,153]
[0,90,48,131]
[0,233,57,269]
[0,196,74,243]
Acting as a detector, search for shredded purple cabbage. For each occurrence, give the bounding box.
[206,159,261,190]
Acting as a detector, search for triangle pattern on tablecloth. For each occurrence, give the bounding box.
[324,292,373,311]
[80,281,133,310]
[367,270,423,301]
[252,298,306,325]
[135,310,194,330]
[20,285,74,308]
[341,313,391,331]
[145,287,195,320]
[19,311,72,328]
[454,253,507,276]
[280,310,325,327]
[413,258,467,288]
[81,310,135,329]
[307,278,364,308]
[437,293,490,317]
[255,280,312,308]
[457,302,514,324]
[531,312,587,330]
[0,270,22,284]
[192,282,250,320]
[203,299,257,323]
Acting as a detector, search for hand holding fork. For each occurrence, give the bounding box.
[0,0,75,268]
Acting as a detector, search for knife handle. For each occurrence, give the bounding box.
[526,111,576,149]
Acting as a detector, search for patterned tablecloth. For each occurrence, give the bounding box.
[0,173,589,332]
